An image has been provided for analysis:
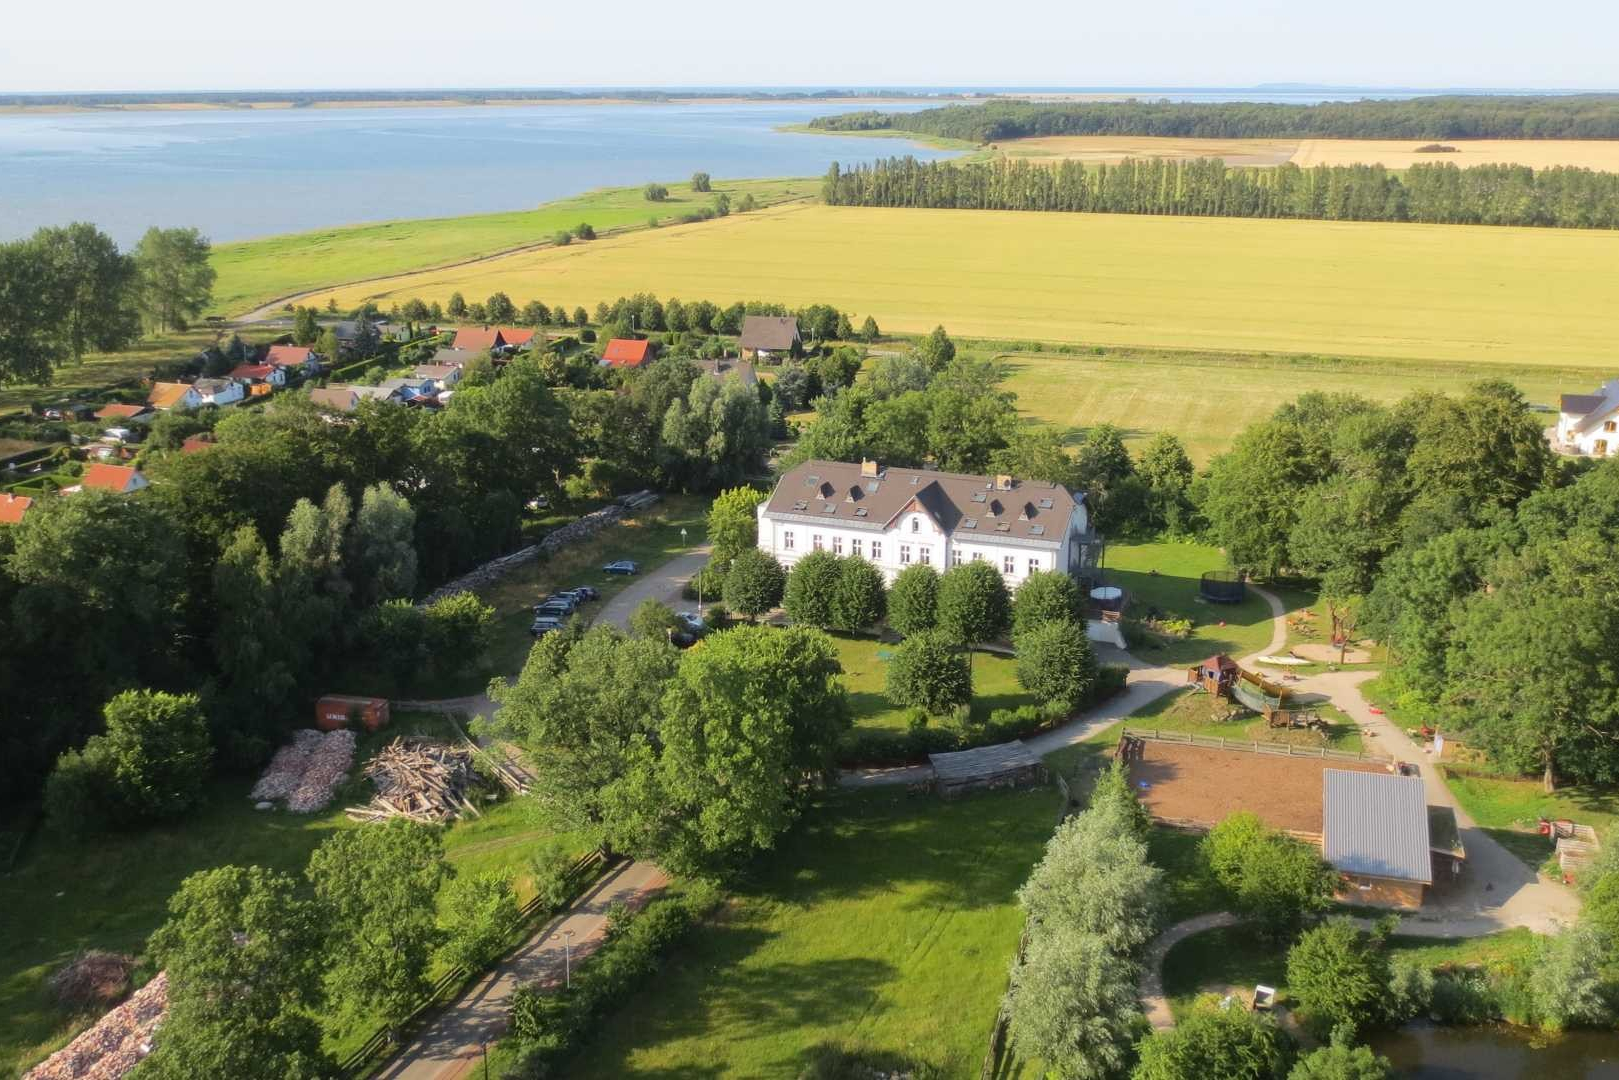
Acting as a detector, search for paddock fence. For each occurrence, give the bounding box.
[1120,727,1392,765]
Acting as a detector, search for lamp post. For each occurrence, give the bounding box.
[561,929,575,987]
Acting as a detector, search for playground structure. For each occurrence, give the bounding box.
[1199,569,1246,604]
[1187,653,1324,730]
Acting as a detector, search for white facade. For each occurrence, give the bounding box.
[1554,378,1619,458]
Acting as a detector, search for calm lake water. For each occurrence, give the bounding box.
[0,101,951,246]
[1370,1022,1619,1077]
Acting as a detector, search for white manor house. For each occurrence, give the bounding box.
[757,459,1104,589]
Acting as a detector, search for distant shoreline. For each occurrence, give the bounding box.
[0,94,972,116]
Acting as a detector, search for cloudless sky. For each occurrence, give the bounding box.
[3,0,1615,92]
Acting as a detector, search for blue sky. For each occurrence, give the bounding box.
[3,0,1614,92]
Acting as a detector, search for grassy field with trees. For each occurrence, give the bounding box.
[209,177,814,316]
[300,202,1619,366]
[561,786,1059,1078]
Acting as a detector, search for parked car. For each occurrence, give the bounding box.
[530,616,563,637]
[676,611,707,632]
[540,593,579,613]
[534,603,573,620]
[560,585,599,602]
[602,560,640,576]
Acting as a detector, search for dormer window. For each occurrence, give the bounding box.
[911,518,920,533]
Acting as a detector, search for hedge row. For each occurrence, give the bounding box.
[837,662,1129,766]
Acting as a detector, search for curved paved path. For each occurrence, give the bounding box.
[1139,913,1241,1029]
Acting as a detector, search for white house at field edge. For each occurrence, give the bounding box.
[757,459,1116,643]
[1553,378,1619,458]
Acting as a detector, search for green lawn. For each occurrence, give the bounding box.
[829,634,1038,732]
[565,786,1059,1078]
[1163,924,1540,1020]
[1,711,571,1075]
[1440,770,1619,873]
[0,326,236,415]
[210,177,816,316]
[1104,541,1300,665]
[1118,686,1363,754]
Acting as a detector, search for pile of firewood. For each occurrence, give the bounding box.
[25,972,167,1080]
[346,738,482,823]
[249,729,356,813]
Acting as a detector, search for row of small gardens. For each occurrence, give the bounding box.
[690,490,1127,765]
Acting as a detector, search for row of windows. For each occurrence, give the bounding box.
[779,531,1042,576]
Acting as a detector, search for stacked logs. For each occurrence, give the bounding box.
[346,738,482,823]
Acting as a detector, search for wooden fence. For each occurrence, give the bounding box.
[1121,727,1392,765]
[980,926,1030,1080]
[336,848,609,1078]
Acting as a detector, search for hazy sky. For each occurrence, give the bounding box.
[3,0,1615,92]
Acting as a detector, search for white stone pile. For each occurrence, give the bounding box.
[249,728,356,813]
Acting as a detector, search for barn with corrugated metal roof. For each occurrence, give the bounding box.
[1322,769,1432,909]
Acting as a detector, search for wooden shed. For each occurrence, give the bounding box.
[928,741,1046,799]
[315,695,390,733]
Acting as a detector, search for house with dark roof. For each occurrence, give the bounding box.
[758,459,1104,610]
[600,338,655,369]
[694,358,758,388]
[192,378,245,407]
[1322,769,1433,909]
[738,315,800,361]
[1553,378,1619,458]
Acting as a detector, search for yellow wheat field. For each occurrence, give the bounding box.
[307,202,1619,365]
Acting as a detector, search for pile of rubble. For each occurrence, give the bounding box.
[25,972,167,1080]
[250,728,356,813]
[420,491,659,604]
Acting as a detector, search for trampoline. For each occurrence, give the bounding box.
[1200,569,1246,604]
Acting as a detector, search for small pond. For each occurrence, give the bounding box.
[1369,1021,1619,1077]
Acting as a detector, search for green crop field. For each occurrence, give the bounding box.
[565,786,1057,1078]
[305,202,1619,367]
[209,177,816,316]
[995,348,1595,465]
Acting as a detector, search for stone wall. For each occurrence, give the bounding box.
[420,491,659,605]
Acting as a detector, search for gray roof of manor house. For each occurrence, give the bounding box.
[762,459,1082,548]
[1322,769,1432,884]
[738,315,800,351]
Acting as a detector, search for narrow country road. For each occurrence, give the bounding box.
[374,859,668,1080]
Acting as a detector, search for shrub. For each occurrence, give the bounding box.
[1288,1032,1393,1079]
[440,871,519,972]
[690,171,711,192]
[782,549,842,629]
[1384,957,1435,1022]
[1429,969,1499,1024]
[553,230,572,246]
[643,183,669,202]
[1013,569,1083,632]
[1202,811,1336,937]
[886,562,939,636]
[1286,917,1391,1037]
[1132,1001,1294,1080]
[48,950,135,1010]
[628,598,681,641]
[44,744,118,836]
[574,222,596,241]
[1530,919,1614,1030]
[680,563,726,603]
[423,591,495,674]
[531,847,578,911]
[48,690,211,834]
[830,556,886,631]
[1014,619,1098,711]
[885,631,972,715]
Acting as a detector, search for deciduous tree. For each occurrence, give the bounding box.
[831,556,886,631]
[723,547,786,620]
[936,560,1011,646]
[885,630,971,715]
[707,486,762,570]
[1014,619,1097,711]
[783,548,842,630]
[132,226,216,332]
[886,562,939,636]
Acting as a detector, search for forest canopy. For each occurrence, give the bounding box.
[809,95,1619,142]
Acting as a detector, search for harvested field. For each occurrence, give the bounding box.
[1123,739,1385,835]
[996,135,1299,165]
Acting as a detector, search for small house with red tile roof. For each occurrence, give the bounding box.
[451,327,504,352]
[75,463,150,495]
[498,327,536,349]
[148,382,203,411]
[601,338,655,369]
[181,433,217,454]
[0,493,33,526]
[229,363,287,387]
[264,345,317,372]
[95,403,154,424]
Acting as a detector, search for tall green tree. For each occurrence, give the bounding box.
[1007,927,1142,1080]
[350,482,418,604]
[885,630,971,715]
[707,486,761,570]
[723,547,785,620]
[915,325,956,371]
[1286,918,1392,1037]
[936,561,1011,646]
[1014,619,1097,711]
[1132,1005,1294,1080]
[0,235,70,384]
[886,562,939,636]
[782,549,842,630]
[132,226,216,332]
[144,866,330,1080]
[36,222,141,362]
[307,819,450,1029]
[831,556,886,631]
[1013,569,1082,632]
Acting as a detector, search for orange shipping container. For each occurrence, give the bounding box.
[315,695,390,732]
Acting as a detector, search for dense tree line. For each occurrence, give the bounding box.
[822,155,1619,230]
[810,95,1619,142]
